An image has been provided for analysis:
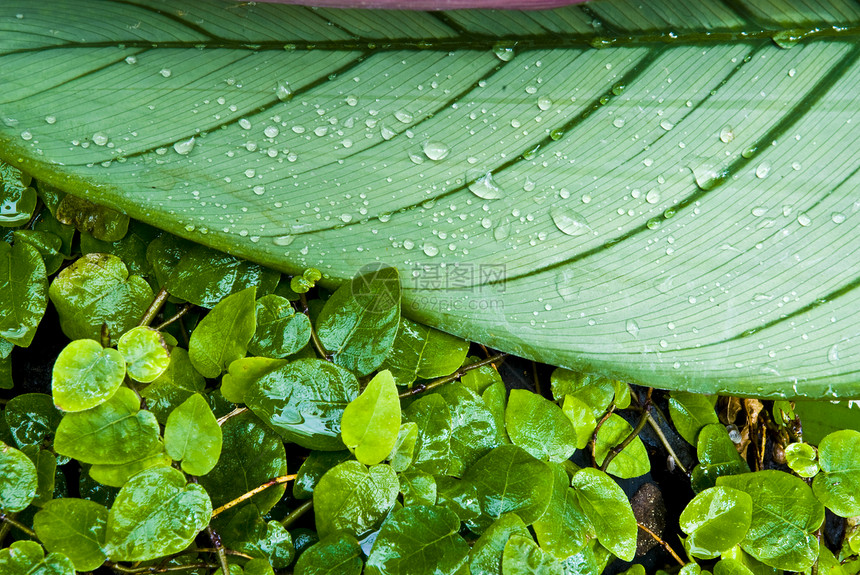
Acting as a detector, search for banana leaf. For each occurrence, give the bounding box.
[1,0,858,398]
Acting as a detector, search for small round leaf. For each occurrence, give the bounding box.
[164,393,223,476]
[813,429,860,517]
[117,326,171,383]
[680,486,753,559]
[0,442,38,512]
[33,498,109,571]
[52,339,126,412]
[314,461,399,538]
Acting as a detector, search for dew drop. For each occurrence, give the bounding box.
[92,132,108,146]
[275,81,293,101]
[719,126,734,143]
[423,243,439,257]
[381,125,396,140]
[125,55,137,65]
[273,235,294,246]
[481,217,492,229]
[345,95,358,106]
[645,190,660,204]
[173,136,195,155]
[751,207,767,217]
[264,126,279,138]
[831,212,846,224]
[395,110,413,124]
[467,170,503,200]
[755,162,771,179]
[788,68,796,77]
[423,141,450,161]
[493,221,510,242]
[20,130,32,141]
[612,118,625,128]
[537,97,552,111]
[253,185,265,195]
[44,115,56,125]
[492,41,516,61]
[626,319,640,338]
[828,343,840,364]
[551,206,591,236]
[314,126,328,137]
[239,118,252,130]
[660,119,674,131]
[797,212,812,226]
[555,269,577,301]
[792,161,802,171]
[159,68,171,78]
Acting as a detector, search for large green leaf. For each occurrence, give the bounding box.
[1,0,860,396]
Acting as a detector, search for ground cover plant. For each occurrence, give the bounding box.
[2,0,860,573]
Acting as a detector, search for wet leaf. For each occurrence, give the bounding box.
[0,441,38,512]
[54,387,163,465]
[502,535,563,575]
[463,444,553,527]
[0,540,74,575]
[198,410,287,525]
[55,194,128,241]
[22,446,56,507]
[3,392,62,451]
[718,471,824,571]
[314,460,399,538]
[51,339,126,412]
[118,326,171,383]
[140,346,205,423]
[89,450,173,488]
[435,382,502,477]
[785,442,819,478]
[164,393,222,476]
[550,370,614,418]
[680,486,752,560]
[505,389,576,463]
[223,506,295,568]
[366,505,469,575]
[380,317,469,386]
[532,463,594,559]
[0,162,36,228]
[437,475,481,525]
[561,395,596,450]
[469,513,531,575]
[691,424,750,492]
[812,429,860,517]
[48,253,152,344]
[293,450,353,500]
[294,532,362,575]
[402,393,452,475]
[245,358,359,450]
[0,240,47,347]
[387,421,418,472]
[571,467,637,562]
[712,559,755,575]
[398,468,436,507]
[33,498,109,571]
[104,467,212,561]
[12,230,63,275]
[593,414,650,479]
[342,369,401,465]
[669,392,719,446]
[316,264,400,377]
[81,220,160,277]
[189,286,256,378]
[221,356,288,404]
[249,294,311,358]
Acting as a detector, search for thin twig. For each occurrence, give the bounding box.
[281,499,314,529]
[397,353,507,399]
[154,304,192,331]
[216,407,247,427]
[183,548,255,560]
[211,475,296,518]
[600,389,652,473]
[589,404,616,467]
[139,287,171,327]
[106,562,220,574]
[637,522,686,566]
[646,412,688,474]
[298,293,329,359]
[0,513,36,538]
[206,525,230,575]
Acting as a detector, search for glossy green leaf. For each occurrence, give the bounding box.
[785,442,819,478]
[51,339,126,412]
[221,356,287,404]
[55,193,128,241]
[794,401,860,445]
[189,286,256,378]
[81,220,160,277]
[691,424,751,492]
[140,346,205,423]
[164,393,222,476]
[22,446,56,507]
[316,264,400,377]
[4,1,860,397]
[502,535,563,575]
[3,392,62,451]
[246,358,358,450]
[593,414,650,479]
[0,353,11,390]
[505,389,576,463]
[147,234,278,308]
[198,410,287,525]
[54,387,163,465]
[561,395,596,450]
[88,449,173,488]
[462,359,504,396]
[531,463,593,560]
[679,565,703,575]
[33,498,109,571]
[117,326,171,383]
[104,467,212,561]
[435,475,480,526]
[470,513,531,575]
[559,541,603,575]
[0,162,36,228]
[482,381,508,446]
[0,441,38,512]
[314,460,399,538]
[679,486,753,560]
[48,253,152,344]
[669,392,719,446]
[463,444,553,527]
[366,504,469,575]
[388,421,418,472]
[550,370,615,418]
[342,369,401,465]
[718,471,824,572]
[380,317,469,386]
[222,506,295,568]
[12,229,63,276]
[812,429,860,517]
[620,567,646,575]
[571,467,637,562]
[713,559,755,575]
[398,468,436,507]
[294,532,362,575]
[402,393,452,475]
[246,559,276,575]
[249,294,311,358]
[293,450,353,500]
[0,540,74,575]
[435,381,503,477]
[0,240,47,347]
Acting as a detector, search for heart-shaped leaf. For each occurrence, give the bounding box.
[33,498,109,571]
[2,1,860,397]
[52,339,126,412]
[341,369,401,465]
[163,393,222,476]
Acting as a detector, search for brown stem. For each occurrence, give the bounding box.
[637,522,686,566]
[645,412,688,474]
[589,404,616,467]
[0,512,37,538]
[206,525,230,575]
[211,475,297,518]
[216,407,247,427]
[397,353,507,399]
[154,304,193,331]
[600,389,653,473]
[298,293,329,360]
[281,498,314,529]
[139,287,171,327]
